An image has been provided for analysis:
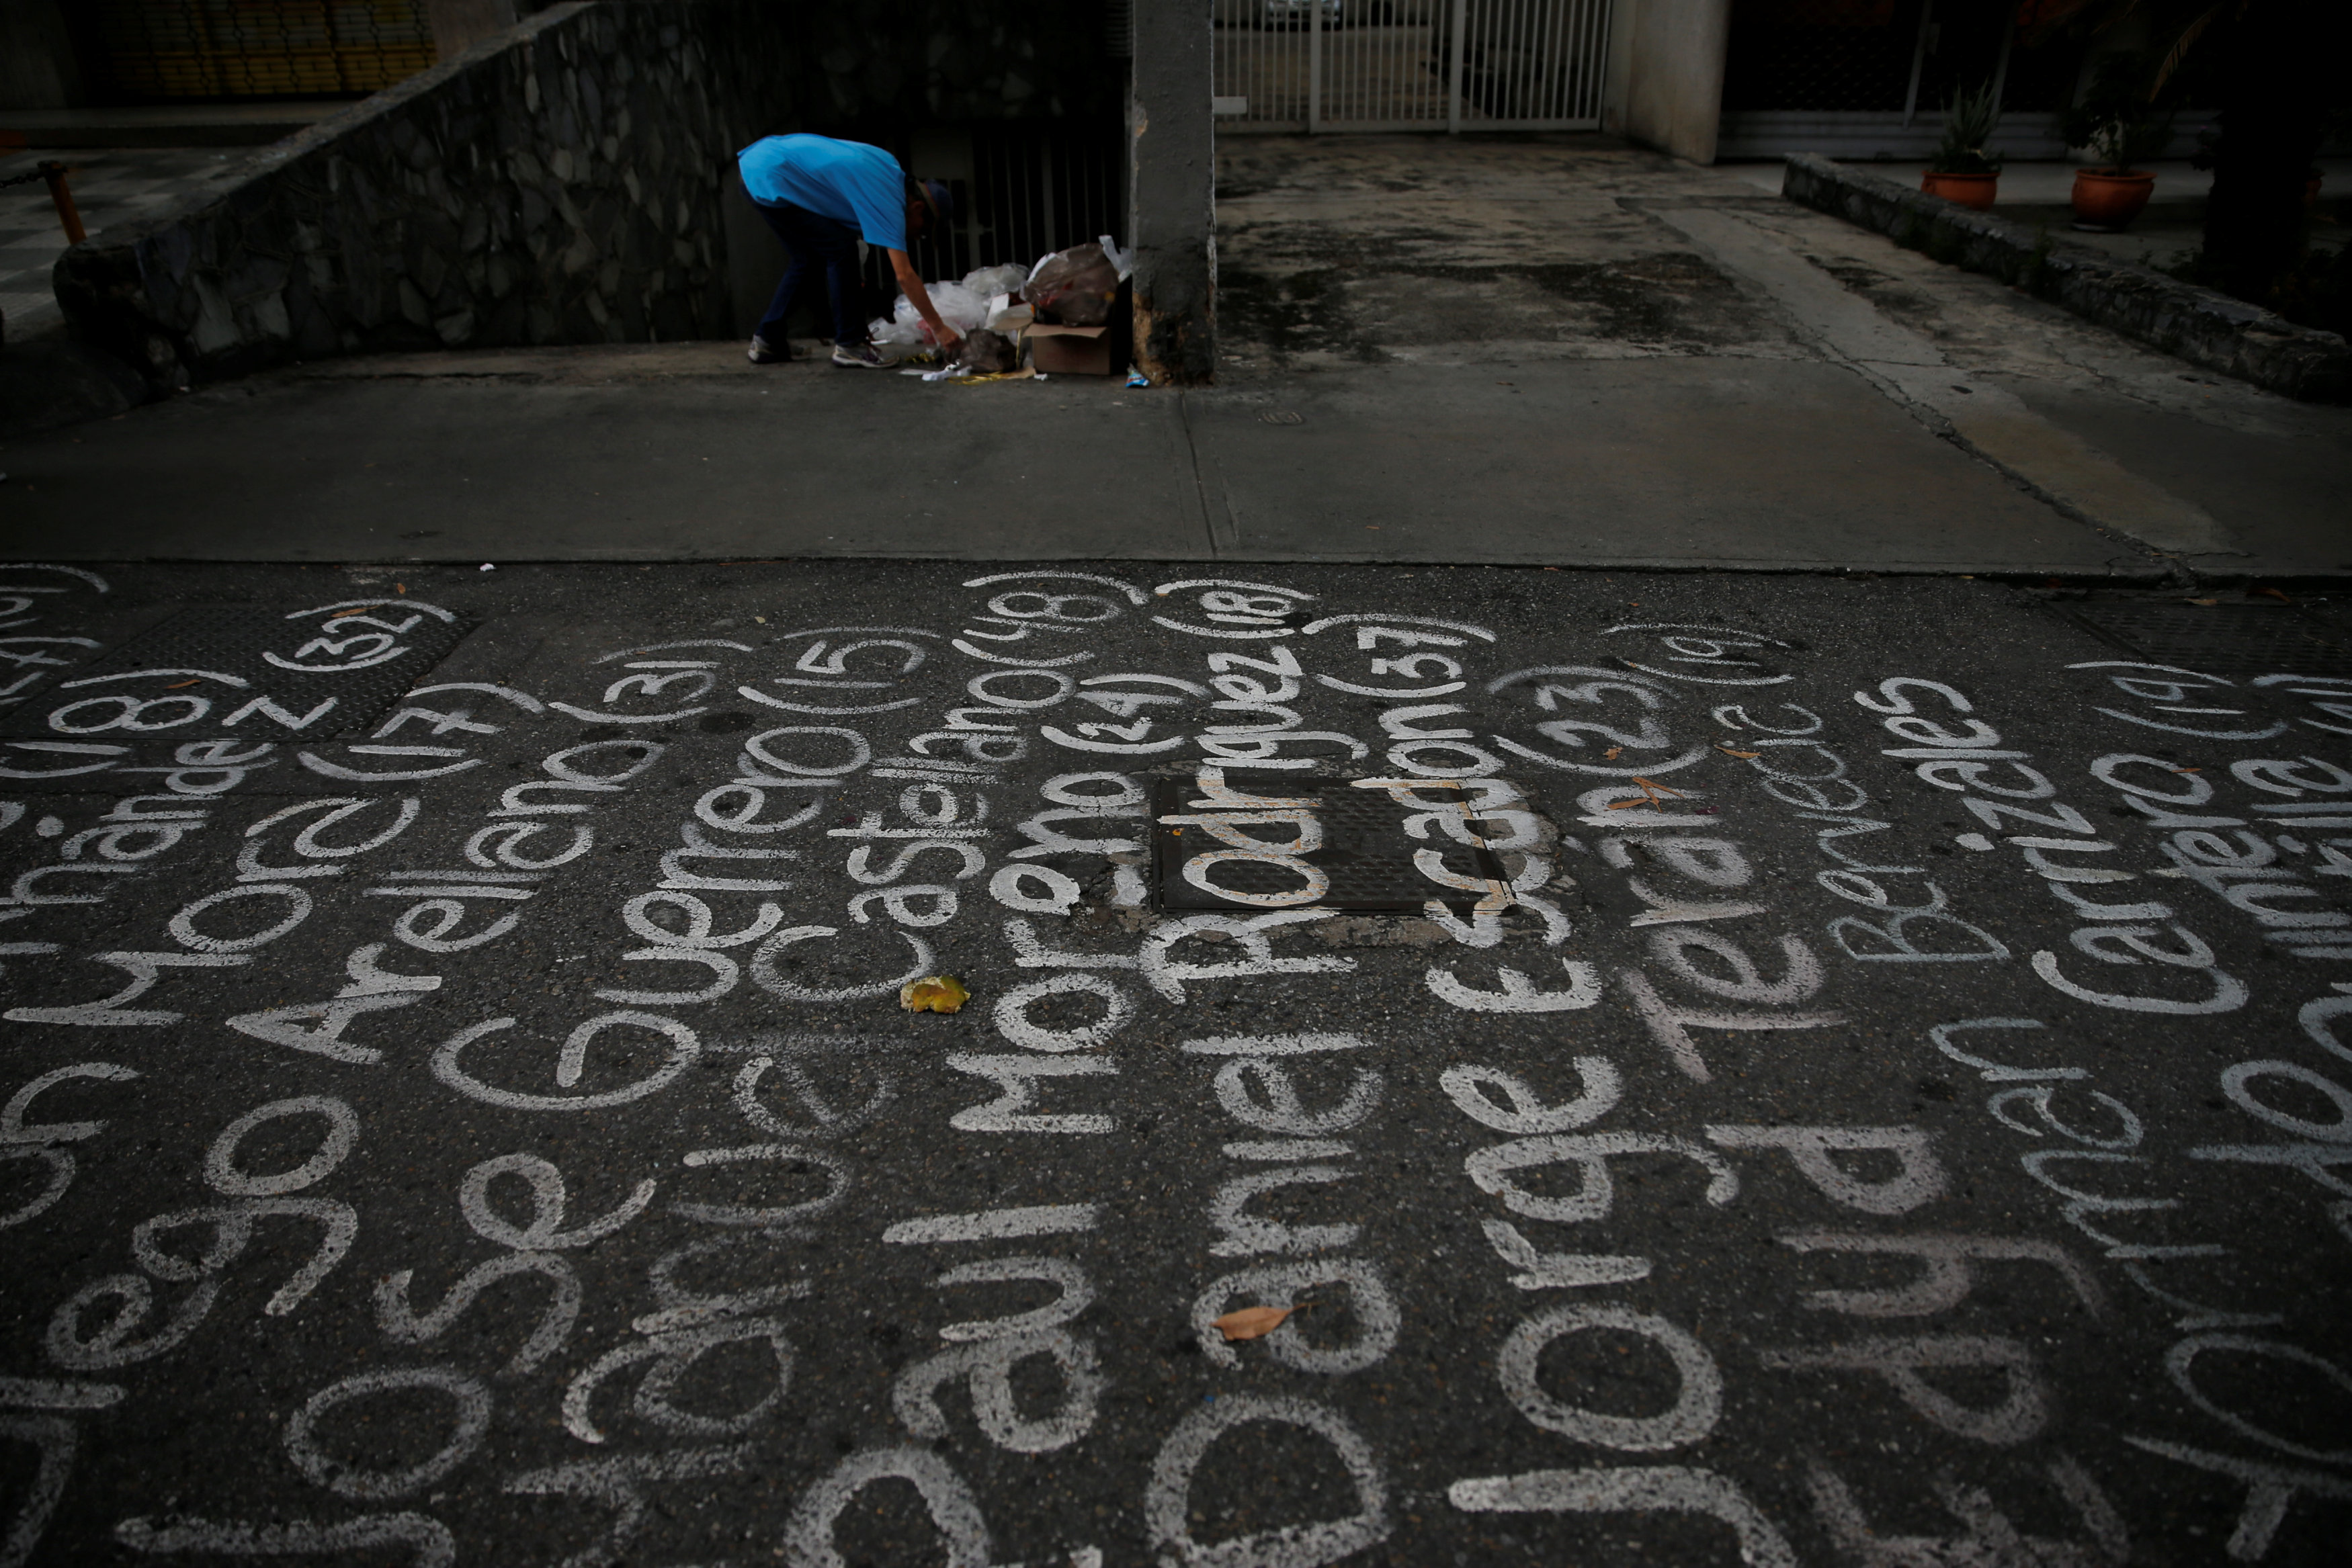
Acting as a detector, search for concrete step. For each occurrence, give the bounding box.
[0,101,347,149]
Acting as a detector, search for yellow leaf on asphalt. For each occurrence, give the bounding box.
[1720,748,1759,759]
[1602,746,1623,760]
[1214,1305,1293,1342]
[900,975,970,1014]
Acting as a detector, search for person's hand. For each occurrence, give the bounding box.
[939,330,967,360]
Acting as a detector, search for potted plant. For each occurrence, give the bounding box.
[2061,54,2173,231]
[1923,80,2004,209]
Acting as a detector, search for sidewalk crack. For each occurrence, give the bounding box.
[1176,390,1236,558]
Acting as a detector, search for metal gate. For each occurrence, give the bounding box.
[1212,0,1612,133]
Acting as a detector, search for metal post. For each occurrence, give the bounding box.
[1447,0,1467,131]
[1308,0,1323,133]
[1901,0,1933,127]
[40,162,86,245]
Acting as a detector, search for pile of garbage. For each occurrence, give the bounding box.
[869,238,1132,380]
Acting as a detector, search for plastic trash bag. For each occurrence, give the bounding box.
[886,281,992,342]
[954,329,1020,375]
[924,281,992,335]
[866,314,932,363]
[962,263,1030,300]
[1023,242,1120,326]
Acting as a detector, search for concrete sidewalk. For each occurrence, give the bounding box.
[0,346,2142,576]
[1,136,2345,578]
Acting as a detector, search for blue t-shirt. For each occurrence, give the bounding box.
[737,134,908,251]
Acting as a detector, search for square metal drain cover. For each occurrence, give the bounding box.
[2056,601,2352,679]
[1151,775,1513,912]
[1,603,473,741]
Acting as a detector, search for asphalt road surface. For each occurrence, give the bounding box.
[1,559,2349,1567]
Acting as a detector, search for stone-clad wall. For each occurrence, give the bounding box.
[55,0,1121,388]
[57,3,770,384]
[1781,154,2350,402]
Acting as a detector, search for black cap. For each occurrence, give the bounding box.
[915,177,955,229]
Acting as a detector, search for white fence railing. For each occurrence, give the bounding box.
[1212,0,1611,134]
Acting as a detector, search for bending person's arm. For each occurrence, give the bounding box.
[887,249,963,357]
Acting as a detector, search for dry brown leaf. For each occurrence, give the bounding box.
[329,607,370,619]
[1214,1305,1293,1342]
[2173,767,2201,774]
[395,583,407,594]
[165,679,200,689]
[1602,746,1623,760]
[1720,748,1760,759]
[2187,598,2218,606]
[900,975,970,1014]
[1607,776,1687,812]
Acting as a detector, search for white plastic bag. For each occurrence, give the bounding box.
[1098,234,1133,281]
[865,314,934,364]
[962,263,1031,300]
[894,281,990,340]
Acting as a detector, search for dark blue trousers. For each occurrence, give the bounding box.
[750,195,862,346]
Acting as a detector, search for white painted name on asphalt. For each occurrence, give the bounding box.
[0,563,2344,1565]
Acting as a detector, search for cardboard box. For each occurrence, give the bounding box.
[1026,322,1111,377]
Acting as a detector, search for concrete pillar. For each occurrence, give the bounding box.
[1603,0,1732,166]
[1128,0,1215,385]
[425,0,520,60]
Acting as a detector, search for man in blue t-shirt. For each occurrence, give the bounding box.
[737,134,960,369]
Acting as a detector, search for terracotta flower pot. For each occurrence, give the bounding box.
[1922,171,1999,210]
[2070,168,2154,232]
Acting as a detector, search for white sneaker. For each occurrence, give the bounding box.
[747,335,788,364]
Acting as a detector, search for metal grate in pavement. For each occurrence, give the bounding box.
[1152,775,1513,912]
[2055,601,2352,679]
